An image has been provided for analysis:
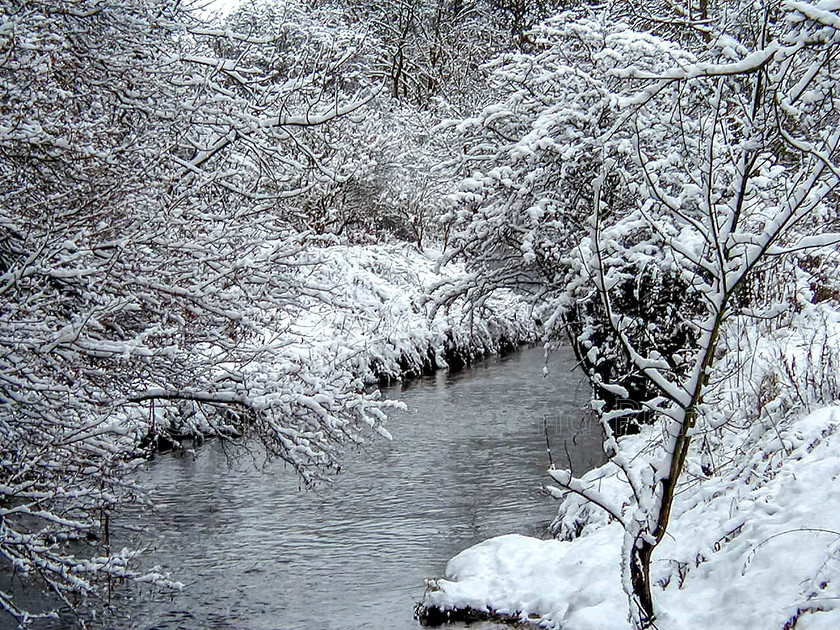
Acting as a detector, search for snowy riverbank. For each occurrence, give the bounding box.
[419,304,840,629]
[293,243,539,384]
[146,241,539,453]
[0,237,541,626]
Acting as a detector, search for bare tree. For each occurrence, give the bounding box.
[429,2,840,626]
[548,2,840,624]
[0,0,396,623]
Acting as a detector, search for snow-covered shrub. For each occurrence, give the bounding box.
[430,10,715,427]
[292,244,537,385]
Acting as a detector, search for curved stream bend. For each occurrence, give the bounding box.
[109,346,602,630]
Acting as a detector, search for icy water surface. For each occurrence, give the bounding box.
[109,347,602,629]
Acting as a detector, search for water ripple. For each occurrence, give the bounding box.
[106,347,601,630]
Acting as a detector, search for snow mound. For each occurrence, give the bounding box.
[658,406,840,629]
[422,530,628,629]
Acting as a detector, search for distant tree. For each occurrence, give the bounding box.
[214,0,456,247]
[486,0,568,46]
[331,0,514,111]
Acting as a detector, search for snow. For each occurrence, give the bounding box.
[786,0,840,29]
[420,304,840,629]
[422,406,840,629]
[659,406,840,629]
[424,531,628,629]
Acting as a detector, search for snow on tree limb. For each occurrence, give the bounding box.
[432,1,839,626]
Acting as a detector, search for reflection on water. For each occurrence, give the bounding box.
[44,347,602,630]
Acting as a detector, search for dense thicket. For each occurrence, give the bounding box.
[0,0,391,622]
[0,0,572,621]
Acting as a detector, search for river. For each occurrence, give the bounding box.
[101,346,601,629]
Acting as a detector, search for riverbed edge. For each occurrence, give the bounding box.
[144,242,541,454]
[413,304,840,629]
[415,602,530,627]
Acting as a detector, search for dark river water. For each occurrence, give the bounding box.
[11,346,604,630]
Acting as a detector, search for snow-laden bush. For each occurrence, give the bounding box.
[299,244,537,384]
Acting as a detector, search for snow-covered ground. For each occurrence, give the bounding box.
[419,303,840,629]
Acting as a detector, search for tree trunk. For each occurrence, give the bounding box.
[628,321,721,625]
[630,540,655,626]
